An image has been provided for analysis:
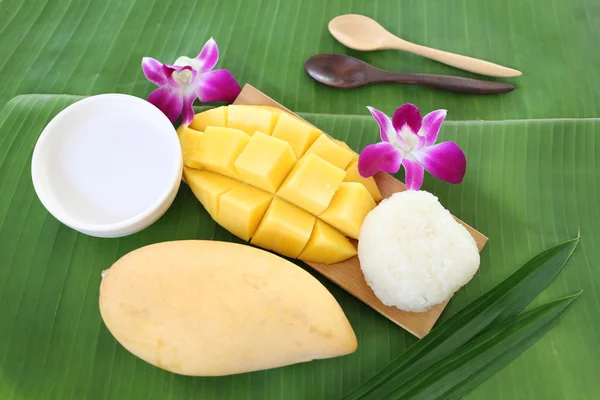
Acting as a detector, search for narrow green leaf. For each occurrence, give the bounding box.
[343,238,579,400]
[390,292,581,400]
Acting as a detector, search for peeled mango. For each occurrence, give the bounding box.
[99,241,357,376]
[178,105,381,264]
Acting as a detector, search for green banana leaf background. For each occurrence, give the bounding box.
[0,0,599,399]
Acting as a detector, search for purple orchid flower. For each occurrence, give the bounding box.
[358,104,466,190]
[142,38,241,125]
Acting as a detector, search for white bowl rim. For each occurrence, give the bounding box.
[31,93,183,235]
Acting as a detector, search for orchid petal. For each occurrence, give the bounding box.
[195,69,241,103]
[367,106,400,144]
[142,57,167,86]
[195,37,219,73]
[358,142,403,178]
[413,141,467,184]
[420,109,447,147]
[180,91,197,126]
[148,86,183,122]
[402,159,425,190]
[392,104,422,135]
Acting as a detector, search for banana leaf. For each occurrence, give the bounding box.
[0,95,598,400]
[0,0,599,121]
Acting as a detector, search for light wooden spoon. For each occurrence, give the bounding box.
[329,14,522,78]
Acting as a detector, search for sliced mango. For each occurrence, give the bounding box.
[227,105,279,136]
[192,127,249,179]
[298,220,357,264]
[277,153,346,215]
[250,105,283,115]
[251,198,315,258]
[177,126,204,169]
[344,159,383,202]
[217,185,273,241]
[271,112,322,158]
[189,106,227,132]
[234,131,296,193]
[319,182,376,239]
[183,167,240,218]
[305,135,356,170]
[180,105,391,264]
[335,139,356,154]
[250,106,305,122]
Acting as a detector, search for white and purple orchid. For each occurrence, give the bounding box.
[358,104,466,190]
[142,38,241,126]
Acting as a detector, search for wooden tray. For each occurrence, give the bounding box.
[234,84,488,338]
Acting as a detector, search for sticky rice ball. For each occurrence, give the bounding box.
[358,190,480,312]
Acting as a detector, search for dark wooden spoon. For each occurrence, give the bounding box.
[304,54,514,94]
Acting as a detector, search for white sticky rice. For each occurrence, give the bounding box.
[358,190,480,312]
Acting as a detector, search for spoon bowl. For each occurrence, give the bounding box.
[304,54,371,88]
[328,14,394,51]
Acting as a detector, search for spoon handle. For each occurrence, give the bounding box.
[375,71,514,94]
[388,39,522,78]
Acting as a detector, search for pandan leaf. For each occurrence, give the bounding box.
[344,237,579,400]
[388,293,581,399]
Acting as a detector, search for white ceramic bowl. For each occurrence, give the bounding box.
[31,93,183,238]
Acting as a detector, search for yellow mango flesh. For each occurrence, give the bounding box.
[227,105,279,136]
[193,127,249,179]
[184,167,240,218]
[319,182,376,239]
[177,126,204,169]
[335,139,357,154]
[277,153,346,215]
[251,198,315,258]
[180,106,384,264]
[250,106,305,122]
[305,135,356,170]
[299,220,358,264]
[344,159,383,202]
[189,106,227,131]
[217,185,272,241]
[249,105,287,115]
[271,112,322,158]
[234,131,296,193]
[99,241,357,376]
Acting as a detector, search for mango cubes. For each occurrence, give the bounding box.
[177,126,204,169]
[183,168,240,218]
[305,135,356,170]
[189,106,227,132]
[299,220,358,264]
[251,198,315,258]
[344,159,383,202]
[227,105,279,136]
[218,185,272,241]
[179,105,382,264]
[235,132,296,193]
[319,183,376,239]
[277,153,346,215]
[271,112,321,158]
[192,127,249,179]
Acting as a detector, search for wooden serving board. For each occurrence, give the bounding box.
[234,84,488,338]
